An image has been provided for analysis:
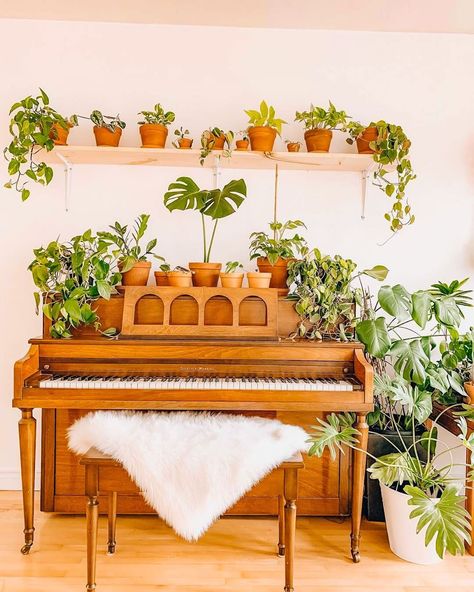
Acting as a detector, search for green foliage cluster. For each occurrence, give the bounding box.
[89,110,126,132]
[137,103,175,126]
[249,220,307,266]
[294,101,350,130]
[244,100,286,135]
[224,261,243,274]
[199,127,234,164]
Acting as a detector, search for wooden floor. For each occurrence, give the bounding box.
[0,492,473,591]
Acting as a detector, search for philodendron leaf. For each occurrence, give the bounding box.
[405,485,471,558]
[391,339,430,384]
[200,179,247,219]
[307,412,358,461]
[163,177,205,212]
[378,284,411,321]
[362,265,389,281]
[356,317,391,358]
[368,452,417,487]
[411,387,433,424]
[412,291,431,329]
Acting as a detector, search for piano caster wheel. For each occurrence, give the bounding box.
[21,543,33,555]
[277,544,285,557]
[107,543,116,555]
[351,550,360,563]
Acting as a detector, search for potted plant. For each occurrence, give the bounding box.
[294,101,349,152]
[167,266,193,287]
[76,110,126,147]
[5,88,68,200]
[164,176,247,287]
[49,115,78,146]
[247,270,272,288]
[285,140,301,152]
[28,229,121,338]
[308,404,474,564]
[154,263,171,286]
[249,220,307,294]
[235,131,249,151]
[346,120,416,233]
[244,100,286,152]
[464,329,474,398]
[220,261,244,288]
[173,127,193,149]
[200,127,234,165]
[98,214,163,286]
[137,103,175,148]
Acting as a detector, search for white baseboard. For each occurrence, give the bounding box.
[0,469,40,490]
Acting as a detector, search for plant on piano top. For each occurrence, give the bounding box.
[29,230,121,338]
[286,247,388,341]
[224,261,243,274]
[307,404,474,560]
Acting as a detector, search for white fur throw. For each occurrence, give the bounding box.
[68,411,308,541]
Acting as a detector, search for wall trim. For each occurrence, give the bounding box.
[0,469,40,490]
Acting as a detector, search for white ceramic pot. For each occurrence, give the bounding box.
[380,482,442,565]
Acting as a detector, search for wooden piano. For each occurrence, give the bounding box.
[13,288,373,561]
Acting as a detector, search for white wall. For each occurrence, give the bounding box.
[0,19,473,487]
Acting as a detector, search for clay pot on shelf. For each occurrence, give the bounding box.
[220,272,244,288]
[464,381,474,401]
[49,123,71,146]
[154,271,169,286]
[119,261,151,286]
[248,126,277,152]
[178,138,193,149]
[168,271,192,287]
[247,272,272,289]
[212,135,226,150]
[93,126,122,147]
[189,262,222,287]
[235,139,249,151]
[256,257,293,295]
[139,123,168,148]
[356,126,378,154]
[286,142,301,153]
[304,129,332,153]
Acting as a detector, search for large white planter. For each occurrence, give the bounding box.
[380,482,442,565]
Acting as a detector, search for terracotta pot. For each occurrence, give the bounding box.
[154,271,169,286]
[220,272,244,288]
[247,272,272,289]
[235,139,249,151]
[168,271,192,287]
[287,143,301,153]
[178,138,193,149]
[248,126,277,152]
[49,123,71,146]
[189,262,222,287]
[256,257,293,294]
[93,126,122,147]
[119,261,151,286]
[212,135,226,150]
[356,126,378,154]
[304,129,333,153]
[139,123,168,148]
[464,381,474,402]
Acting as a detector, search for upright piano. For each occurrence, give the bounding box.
[13,289,373,561]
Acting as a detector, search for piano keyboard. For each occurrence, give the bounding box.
[39,375,357,391]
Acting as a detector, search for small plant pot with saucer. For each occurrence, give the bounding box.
[247,272,271,289]
[220,261,244,288]
[244,100,286,152]
[235,139,249,151]
[304,129,332,152]
[286,141,301,153]
[173,127,193,149]
[168,268,192,287]
[355,125,378,154]
[138,103,175,148]
[189,262,222,287]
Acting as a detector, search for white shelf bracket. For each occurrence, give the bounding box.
[212,154,221,189]
[56,152,73,212]
[361,169,369,220]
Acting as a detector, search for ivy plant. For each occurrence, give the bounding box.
[294,101,350,130]
[249,220,307,265]
[164,177,247,262]
[137,103,175,126]
[200,127,234,165]
[29,230,121,338]
[5,89,68,200]
[244,100,286,135]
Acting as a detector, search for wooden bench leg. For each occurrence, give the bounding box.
[278,493,285,557]
[85,464,99,592]
[107,492,118,554]
[350,414,368,563]
[19,410,36,555]
[283,468,298,592]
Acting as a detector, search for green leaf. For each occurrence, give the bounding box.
[434,298,462,328]
[368,452,418,487]
[307,413,358,461]
[378,284,411,321]
[199,179,247,219]
[411,387,433,423]
[356,318,391,358]
[391,339,430,384]
[411,291,431,329]
[164,177,205,212]
[64,299,82,322]
[96,280,112,300]
[362,265,389,281]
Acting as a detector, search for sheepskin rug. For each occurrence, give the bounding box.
[68,411,308,541]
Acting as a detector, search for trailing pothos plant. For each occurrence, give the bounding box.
[200,127,234,165]
[294,101,350,130]
[249,220,307,265]
[29,230,121,338]
[137,103,175,126]
[5,89,68,200]
[164,176,247,262]
[287,248,388,340]
[346,120,416,233]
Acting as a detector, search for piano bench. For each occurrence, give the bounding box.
[80,447,304,592]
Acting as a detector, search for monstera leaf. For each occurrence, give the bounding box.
[356,317,391,358]
[199,179,247,219]
[163,177,206,212]
[378,284,412,321]
[434,297,463,327]
[391,338,430,384]
[411,290,432,329]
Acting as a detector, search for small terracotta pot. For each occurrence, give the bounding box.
[220,272,244,288]
[304,129,333,153]
[248,126,277,152]
[235,139,249,151]
[212,135,226,150]
[119,261,151,286]
[168,271,192,287]
[139,123,168,148]
[189,262,222,287]
[464,381,474,402]
[356,126,378,154]
[49,123,71,146]
[257,257,293,295]
[287,143,301,153]
[178,138,193,149]
[247,272,272,289]
[154,271,169,286]
[93,126,122,147]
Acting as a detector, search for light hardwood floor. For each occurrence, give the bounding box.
[0,491,473,592]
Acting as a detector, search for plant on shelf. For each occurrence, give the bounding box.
[154,261,171,286]
[164,176,247,286]
[249,219,307,293]
[173,127,193,149]
[98,214,163,286]
[462,328,474,399]
[285,140,301,152]
[74,110,126,147]
[244,100,286,152]
[5,89,68,200]
[49,114,78,146]
[137,103,176,148]
[167,266,193,287]
[220,261,244,288]
[235,131,249,151]
[287,249,388,340]
[200,127,234,165]
[29,229,121,339]
[346,120,416,232]
[294,101,350,152]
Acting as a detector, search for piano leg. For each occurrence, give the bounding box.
[283,468,298,592]
[18,409,36,555]
[350,413,368,563]
[86,464,99,591]
[277,493,285,557]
